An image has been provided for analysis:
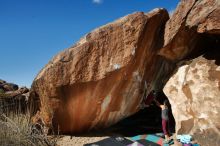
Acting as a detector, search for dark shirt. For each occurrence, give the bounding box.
[162,108,169,120]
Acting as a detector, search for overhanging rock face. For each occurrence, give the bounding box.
[159,0,220,61]
[31,9,175,134]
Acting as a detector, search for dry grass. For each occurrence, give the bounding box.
[0,92,9,98]
[0,109,57,146]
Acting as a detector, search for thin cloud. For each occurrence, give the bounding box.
[92,0,103,4]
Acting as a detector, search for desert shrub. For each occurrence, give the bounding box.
[0,88,4,94]
[0,92,8,98]
[0,109,57,146]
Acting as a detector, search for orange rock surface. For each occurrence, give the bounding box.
[31,9,174,134]
[159,0,220,61]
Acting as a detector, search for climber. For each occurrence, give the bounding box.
[140,90,156,109]
[144,90,156,105]
[154,98,172,144]
[140,81,157,108]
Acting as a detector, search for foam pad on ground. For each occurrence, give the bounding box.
[84,137,134,146]
[130,134,170,146]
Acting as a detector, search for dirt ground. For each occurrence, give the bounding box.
[56,136,108,146]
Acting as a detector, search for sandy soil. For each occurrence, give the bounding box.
[56,136,108,146]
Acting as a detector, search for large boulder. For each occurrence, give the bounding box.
[1,83,19,92]
[161,0,220,145]
[164,56,220,145]
[31,9,176,134]
[159,0,220,61]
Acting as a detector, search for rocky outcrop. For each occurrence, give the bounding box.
[161,0,220,145]
[0,79,29,113]
[31,9,176,134]
[159,0,220,61]
[164,56,220,145]
[0,81,18,92]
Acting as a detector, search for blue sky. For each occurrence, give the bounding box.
[0,0,179,87]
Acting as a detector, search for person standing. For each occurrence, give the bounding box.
[154,99,171,143]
